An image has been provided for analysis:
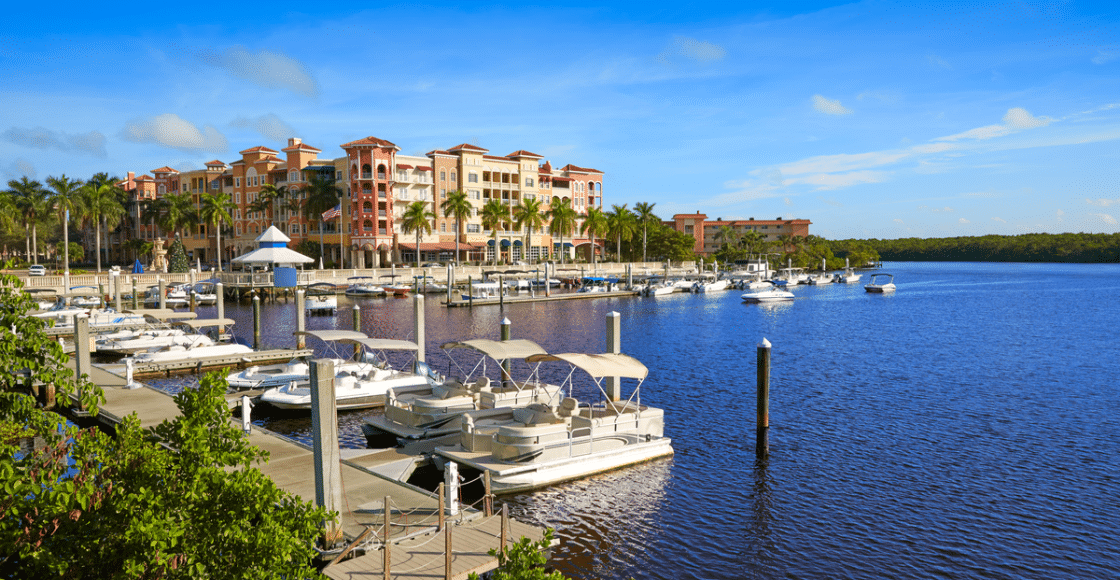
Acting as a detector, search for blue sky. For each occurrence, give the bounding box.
[3,1,1119,239]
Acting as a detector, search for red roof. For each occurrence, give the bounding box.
[416,166,432,171]
[551,176,573,182]
[341,136,399,149]
[396,164,413,170]
[239,146,279,155]
[560,163,602,174]
[448,143,489,153]
[204,159,225,166]
[427,149,453,156]
[483,155,516,162]
[134,174,154,182]
[151,166,178,174]
[282,142,322,153]
[506,149,543,159]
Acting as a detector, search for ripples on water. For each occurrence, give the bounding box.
[149,263,1120,579]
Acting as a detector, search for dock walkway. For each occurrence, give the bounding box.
[444,289,640,307]
[71,361,547,578]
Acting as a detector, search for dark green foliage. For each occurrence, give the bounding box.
[295,239,322,262]
[847,233,1120,263]
[168,237,189,273]
[468,529,566,580]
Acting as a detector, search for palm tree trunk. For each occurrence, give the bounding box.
[216,225,223,272]
[455,219,461,265]
[31,225,38,265]
[415,230,421,268]
[642,226,648,264]
[63,212,70,273]
[95,219,102,272]
[25,230,30,265]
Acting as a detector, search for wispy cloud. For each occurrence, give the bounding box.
[1091,212,1118,225]
[992,217,1007,223]
[936,107,1053,142]
[196,46,319,98]
[2,126,106,157]
[1086,197,1120,207]
[893,218,904,224]
[786,170,886,190]
[812,94,852,115]
[656,36,726,65]
[1,158,37,180]
[121,114,228,152]
[927,54,952,70]
[959,217,970,223]
[1092,47,1119,65]
[817,196,843,207]
[230,113,297,141]
[919,205,954,212]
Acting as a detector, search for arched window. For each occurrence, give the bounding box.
[362,183,372,194]
[289,224,299,234]
[363,201,373,213]
[440,223,446,232]
[363,220,373,232]
[361,164,372,179]
[376,164,387,179]
[289,171,298,183]
[157,184,166,195]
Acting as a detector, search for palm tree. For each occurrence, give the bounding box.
[739,230,765,260]
[46,175,84,272]
[198,192,235,271]
[606,204,636,263]
[400,201,435,267]
[633,202,658,264]
[480,199,508,266]
[440,189,471,264]
[513,198,545,264]
[7,177,48,264]
[580,206,608,268]
[161,192,199,240]
[122,238,154,263]
[547,198,578,265]
[249,183,286,228]
[300,173,342,261]
[78,180,127,271]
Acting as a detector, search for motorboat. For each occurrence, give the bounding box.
[68,286,102,308]
[741,287,795,303]
[807,259,834,285]
[736,273,773,290]
[259,338,432,411]
[865,273,896,293]
[692,275,730,293]
[578,277,619,293]
[380,275,411,297]
[25,288,59,310]
[771,268,808,287]
[191,281,219,305]
[461,281,504,301]
[363,338,563,446]
[415,276,448,293]
[304,282,338,315]
[143,284,189,307]
[434,352,673,494]
[345,276,385,297]
[123,318,247,363]
[226,330,368,389]
[834,258,862,284]
[642,280,676,296]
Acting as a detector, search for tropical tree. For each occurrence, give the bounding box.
[547,198,579,265]
[140,196,167,238]
[480,198,508,265]
[78,180,127,271]
[441,189,472,264]
[46,175,84,273]
[199,192,235,272]
[161,192,199,240]
[400,201,435,267]
[606,204,636,263]
[739,230,765,260]
[122,238,152,263]
[513,198,545,264]
[579,206,608,268]
[300,173,342,260]
[633,201,658,264]
[7,177,48,264]
[249,183,286,228]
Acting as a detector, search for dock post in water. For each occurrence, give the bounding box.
[757,337,771,457]
[500,317,511,389]
[309,359,343,548]
[131,278,138,309]
[352,304,361,334]
[468,276,473,307]
[413,293,425,363]
[446,263,454,304]
[498,275,504,307]
[241,395,252,434]
[113,271,122,311]
[484,471,493,516]
[215,282,224,337]
[605,311,621,401]
[295,289,306,349]
[189,290,196,313]
[252,294,261,350]
[544,262,551,297]
[73,315,90,404]
[158,278,166,309]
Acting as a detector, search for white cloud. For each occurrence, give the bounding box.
[656,36,726,65]
[230,113,297,141]
[1091,212,1118,225]
[779,151,909,176]
[1056,209,1065,216]
[2,126,106,157]
[812,94,853,115]
[927,54,952,70]
[196,46,319,98]
[992,217,1007,223]
[785,170,887,190]
[959,218,970,224]
[892,218,904,224]
[1003,107,1052,129]
[1,158,37,180]
[121,113,228,152]
[1092,48,1119,65]
[817,197,843,207]
[918,205,954,213]
[1086,198,1120,207]
[784,197,792,206]
[936,107,1052,142]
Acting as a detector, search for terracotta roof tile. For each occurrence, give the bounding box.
[204,159,225,166]
[560,164,602,174]
[281,142,322,153]
[238,146,279,155]
[341,136,399,149]
[448,143,489,153]
[427,149,453,156]
[506,149,543,159]
[151,166,178,174]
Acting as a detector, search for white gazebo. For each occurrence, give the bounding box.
[231,226,314,287]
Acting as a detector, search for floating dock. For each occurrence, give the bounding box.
[105,348,314,379]
[443,289,640,307]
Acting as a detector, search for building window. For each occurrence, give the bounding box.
[525,177,534,187]
[363,201,373,213]
[440,223,446,232]
[468,172,478,183]
[289,224,298,234]
[363,220,373,232]
[467,224,480,233]
[235,177,241,187]
[450,171,456,182]
[440,170,446,181]
[235,193,241,203]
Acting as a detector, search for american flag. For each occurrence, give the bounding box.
[321,204,341,220]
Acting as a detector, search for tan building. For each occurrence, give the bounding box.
[668,212,811,257]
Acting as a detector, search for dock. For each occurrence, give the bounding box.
[69,361,548,577]
[109,348,314,378]
[444,289,640,307]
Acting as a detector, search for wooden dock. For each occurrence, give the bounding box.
[71,361,548,578]
[103,348,314,378]
[443,289,640,307]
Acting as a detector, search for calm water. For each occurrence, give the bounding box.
[153,262,1120,580]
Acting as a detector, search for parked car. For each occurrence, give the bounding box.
[28,265,46,276]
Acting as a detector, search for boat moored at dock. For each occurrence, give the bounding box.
[865,273,896,293]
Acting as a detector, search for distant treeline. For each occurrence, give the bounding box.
[833,233,1120,263]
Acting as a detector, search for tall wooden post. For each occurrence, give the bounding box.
[158,278,166,309]
[74,315,90,408]
[500,503,508,557]
[383,494,392,580]
[498,275,504,307]
[310,359,343,547]
[131,278,138,309]
[352,304,361,334]
[444,521,453,580]
[296,289,306,349]
[252,294,261,350]
[500,317,511,389]
[413,293,425,363]
[189,291,197,313]
[757,337,771,458]
[544,262,551,297]
[484,471,493,517]
[468,276,473,307]
[605,311,621,401]
[446,263,453,304]
[113,272,122,311]
[438,482,446,531]
[216,282,224,337]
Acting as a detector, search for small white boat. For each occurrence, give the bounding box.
[123,317,245,363]
[741,287,795,303]
[380,275,412,297]
[68,286,103,308]
[226,330,366,389]
[461,281,504,301]
[772,267,808,287]
[435,352,672,494]
[191,281,219,305]
[143,284,188,307]
[692,276,730,293]
[345,276,385,297]
[416,276,449,293]
[865,273,896,293]
[304,283,338,315]
[834,259,862,284]
[578,277,619,293]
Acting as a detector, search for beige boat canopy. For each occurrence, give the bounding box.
[338,338,419,351]
[293,330,367,342]
[440,338,547,361]
[131,309,199,322]
[175,318,236,329]
[526,353,649,379]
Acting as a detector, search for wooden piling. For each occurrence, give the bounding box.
[252,294,261,350]
[352,304,361,334]
[484,472,493,517]
[413,293,425,363]
[131,278,138,309]
[158,278,166,309]
[445,521,453,580]
[74,315,90,410]
[500,317,511,389]
[498,276,504,307]
[383,494,392,580]
[216,282,224,337]
[113,272,122,311]
[468,276,473,307]
[189,291,196,313]
[438,482,446,531]
[296,290,306,349]
[500,503,508,556]
[605,311,621,402]
[310,359,343,547]
[757,337,771,457]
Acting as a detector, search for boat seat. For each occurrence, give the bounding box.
[513,403,564,426]
[431,384,473,400]
[557,397,579,418]
[468,376,491,393]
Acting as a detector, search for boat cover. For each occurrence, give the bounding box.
[134,310,199,321]
[338,338,419,351]
[176,318,236,328]
[440,338,547,361]
[293,330,367,341]
[526,353,648,379]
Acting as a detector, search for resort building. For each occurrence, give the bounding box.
[667,212,811,257]
[112,136,605,268]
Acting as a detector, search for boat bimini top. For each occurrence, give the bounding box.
[439,339,550,391]
[526,352,649,413]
